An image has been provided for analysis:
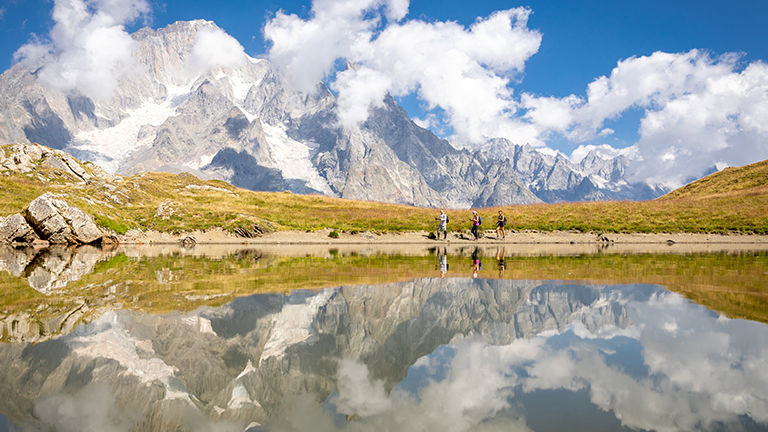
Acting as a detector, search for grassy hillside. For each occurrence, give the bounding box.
[660,159,768,200]
[1,144,767,235]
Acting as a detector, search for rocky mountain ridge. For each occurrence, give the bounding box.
[0,20,667,208]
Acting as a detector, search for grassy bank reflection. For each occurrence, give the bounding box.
[1,246,766,342]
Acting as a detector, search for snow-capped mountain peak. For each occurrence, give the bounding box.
[0,20,667,207]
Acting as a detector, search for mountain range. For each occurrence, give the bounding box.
[0,20,667,208]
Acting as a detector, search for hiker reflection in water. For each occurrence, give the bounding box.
[496,247,507,277]
[471,247,482,278]
[437,247,449,278]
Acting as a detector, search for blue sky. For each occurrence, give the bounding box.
[2,0,768,186]
[4,1,766,95]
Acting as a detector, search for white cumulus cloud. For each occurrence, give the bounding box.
[264,0,387,93]
[266,1,542,143]
[187,27,248,76]
[522,50,768,188]
[13,0,151,101]
[631,60,768,187]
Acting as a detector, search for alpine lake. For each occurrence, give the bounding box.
[0,242,767,432]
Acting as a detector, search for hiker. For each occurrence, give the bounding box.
[496,210,507,240]
[435,209,448,240]
[470,210,481,240]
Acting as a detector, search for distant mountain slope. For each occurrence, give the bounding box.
[0,20,666,207]
[660,159,768,200]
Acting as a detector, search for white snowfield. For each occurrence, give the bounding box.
[262,123,336,195]
[71,64,335,197]
[73,81,194,172]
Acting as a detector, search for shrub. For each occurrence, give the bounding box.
[328,230,339,238]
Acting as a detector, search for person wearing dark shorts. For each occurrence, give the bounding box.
[496,210,507,240]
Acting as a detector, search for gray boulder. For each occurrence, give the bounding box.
[0,213,37,243]
[24,193,104,244]
[25,195,71,243]
[58,204,104,243]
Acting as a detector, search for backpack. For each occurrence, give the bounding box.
[446,215,449,223]
[478,216,482,225]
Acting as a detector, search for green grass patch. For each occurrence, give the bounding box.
[93,214,132,234]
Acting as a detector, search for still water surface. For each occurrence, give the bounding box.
[0,244,767,431]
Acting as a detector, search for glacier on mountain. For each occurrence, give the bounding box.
[0,19,667,206]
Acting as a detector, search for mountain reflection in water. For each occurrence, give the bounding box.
[2,244,767,344]
[0,275,767,432]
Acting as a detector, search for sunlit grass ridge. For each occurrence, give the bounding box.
[1,144,766,235]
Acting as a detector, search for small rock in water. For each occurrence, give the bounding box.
[180,236,196,248]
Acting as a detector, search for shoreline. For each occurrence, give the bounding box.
[117,228,768,248]
[107,228,768,258]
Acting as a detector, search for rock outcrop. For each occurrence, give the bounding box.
[0,142,93,183]
[25,193,104,244]
[1,193,106,245]
[0,213,37,244]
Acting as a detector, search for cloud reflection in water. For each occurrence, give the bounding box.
[315,286,768,432]
[1,279,767,432]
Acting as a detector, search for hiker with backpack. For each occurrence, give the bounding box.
[471,210,481,240]
[496,210,507,240]
[435,209,448,240]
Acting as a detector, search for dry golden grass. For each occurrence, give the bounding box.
[661,159,768,199]
[1,144,767,235]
